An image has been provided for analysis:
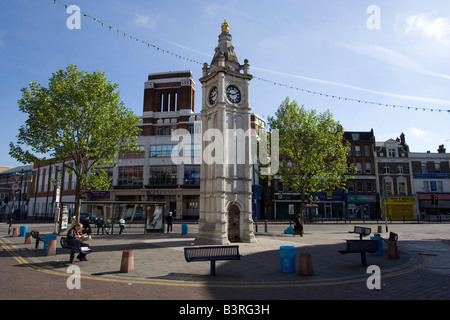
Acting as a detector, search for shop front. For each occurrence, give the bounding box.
[311,192,346,221]
[346,194,380,220]
[417,193,450,217]
[381,196,415,220]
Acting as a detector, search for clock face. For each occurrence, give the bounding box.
[209,86,218,106]
[226,85,241,103]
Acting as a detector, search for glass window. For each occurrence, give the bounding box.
[365,162,372,174]
[388,149,395,157]
[150,145,178,157]
[149,166,177,186]
[118,166,143,187]
[384,165,390,174]
[364,145,370,156]
[355,146,361,156]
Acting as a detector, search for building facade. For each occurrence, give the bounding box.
[375,133,415,220]
[411,145,450,217]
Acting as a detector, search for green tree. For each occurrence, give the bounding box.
[10,65,141,223]
[267,97,352,223]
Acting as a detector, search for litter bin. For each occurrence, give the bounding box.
[43,234,57,253]
[19,226,28,237]
[182,224,188,235]
[371,235,383,256]
[280,246,296,273]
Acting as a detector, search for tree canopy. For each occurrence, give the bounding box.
[10,65,141,222]
[267,97,352,221]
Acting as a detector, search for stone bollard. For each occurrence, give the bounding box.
[388,241,399,259]
[120,250,134,273]
[299,253,314,276]
[12,228,19,237]
[24,232,32,244]
[46,239,56,256]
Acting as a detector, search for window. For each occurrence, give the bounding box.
[348,181,354,192]
[355,146,361,156]
[367,182,373,192]
[357,182,363,192]
[384,165,390,174]
[356,163,362,174]
[184,165,200,186]
[365,162,372,174]
[421,163,427,173]
[398,181,407,195]
[149,166,177,186]
[352,133,360,140]
[435,163,441,173]
[397,164,404,174]
[364,145,370,157]
[388,149,395,157]
[119,146,145,159]
[118,166,143,187]
[150,145,178,157]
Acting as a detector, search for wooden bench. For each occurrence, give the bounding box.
[348,226,371,240]
[339,240,379,267]
[184,245,242,276]
[30,230,54,249]
[60,237,92,263]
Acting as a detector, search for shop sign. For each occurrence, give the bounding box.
[347,194,377,203]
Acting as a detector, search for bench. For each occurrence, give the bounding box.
[348,226,371,240]
[339,240,379,266]
[383,232,398,244]
[31,230,54,249]
[60,237,92,263]
[184,245,242,276]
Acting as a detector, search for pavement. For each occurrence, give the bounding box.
[2,220,449,289]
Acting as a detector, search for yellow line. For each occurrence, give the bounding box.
[0,238,430,288]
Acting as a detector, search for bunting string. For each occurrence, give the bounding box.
[52,0,450,113]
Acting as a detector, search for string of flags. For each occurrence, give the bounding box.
[52,0,450,113]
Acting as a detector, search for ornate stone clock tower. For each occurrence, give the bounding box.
[196,20,256,244]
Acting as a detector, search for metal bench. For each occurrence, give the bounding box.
[348,226,371,240]
[338,240,379,266]
[60,237,92,263]
[383,232,398,244]
[30,230,53,249]
[184,245,242,276]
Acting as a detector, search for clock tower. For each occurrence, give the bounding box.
[196,20,256,244]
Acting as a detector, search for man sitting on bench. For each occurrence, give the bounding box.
[67,223,91,261]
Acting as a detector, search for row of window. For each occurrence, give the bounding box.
[116,166,200,187]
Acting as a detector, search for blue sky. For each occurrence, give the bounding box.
[1,0,450,168]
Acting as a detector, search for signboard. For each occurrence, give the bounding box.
[61,206,69,230]
[146,205,164,232]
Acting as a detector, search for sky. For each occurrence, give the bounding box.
[1,0,450,168]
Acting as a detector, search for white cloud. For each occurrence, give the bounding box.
[133,13,157,29]
[400,12,450,46]
[408,126,428,138]
[335,42,450,80]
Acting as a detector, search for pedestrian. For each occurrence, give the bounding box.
[293,214,303,237]
[166,211,174,233]
[67,223,91,261]
[119,218,125,234]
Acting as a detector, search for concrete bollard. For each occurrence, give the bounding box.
[12,228,19,237]
[120,250,134,273]
[299,253,314,276]
[24,232,32,244]
[388,241,399,259]
[46,239,56,256]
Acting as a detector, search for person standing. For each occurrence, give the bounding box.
[166,212,174,233]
